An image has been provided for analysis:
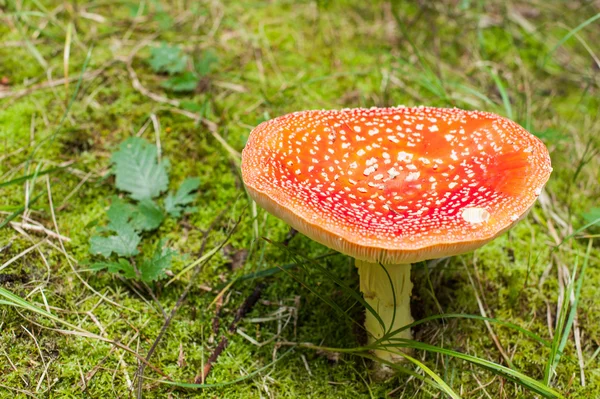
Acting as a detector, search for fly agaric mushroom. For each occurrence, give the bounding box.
[241,106,552,362]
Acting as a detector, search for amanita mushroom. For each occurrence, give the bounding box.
[241,106,552,362]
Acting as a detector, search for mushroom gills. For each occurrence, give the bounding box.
[355,260,413,362]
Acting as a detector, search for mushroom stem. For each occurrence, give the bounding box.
[356,260,413,362]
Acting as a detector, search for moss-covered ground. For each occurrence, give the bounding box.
[1,1,599,397]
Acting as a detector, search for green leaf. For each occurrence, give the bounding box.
[165,177,200,218]
[107,196,164,232]
[91,258,137,279]
[195,50,218,76]
[161,71,199,92]
[130,199,164,231]
[148,43,188,75]
[89,218,141,258]
[140,241,177,282]
[111,137,169,201]
[583,208,600,226]
[106,196,134,225]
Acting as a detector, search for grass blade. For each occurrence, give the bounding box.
[377,340,563,398]
[157,349,294,389]
[0,165,69,188]
[397,352,462,399]
[266,238,386,336]
[0,193,44,229]
[377,313,551,347]
[485,67,513,119]
[543,13,600,66]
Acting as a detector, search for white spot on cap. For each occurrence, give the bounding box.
[461,207,490,224]
[364,165,377,176]
[397,151,413,162]
[388,168,400,178]
[406,172,420,182]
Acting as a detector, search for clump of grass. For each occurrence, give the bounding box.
[1,1,600,398]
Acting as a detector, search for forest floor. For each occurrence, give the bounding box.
[1,1,600,398]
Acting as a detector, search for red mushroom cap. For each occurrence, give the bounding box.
[241,106,552,264]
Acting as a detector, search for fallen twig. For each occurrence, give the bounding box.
[0,61,114,100]
[196,283,265,383]
[9,221,71,242]
[134,210,231,398]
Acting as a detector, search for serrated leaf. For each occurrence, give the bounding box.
[149,43,188,75]
[130,199,164,231]
[111,137,169,201]
[165,177,200,218]
[107,196,134,225]
[106,196,163,232]
[140,240,177,282]
[89,218,141,258]
[161,71,199,92]
[91,258,137,279]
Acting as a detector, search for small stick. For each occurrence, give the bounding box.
[282,227,298,246]
[196,283,265,383]
[134,211,232,398]
[212,295,223,337]
[9,221,71,242]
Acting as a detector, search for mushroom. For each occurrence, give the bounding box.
[241,106,552,362]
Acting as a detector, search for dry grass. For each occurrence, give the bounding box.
[1,1,599,397]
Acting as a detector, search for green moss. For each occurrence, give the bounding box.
[1,1,599,398]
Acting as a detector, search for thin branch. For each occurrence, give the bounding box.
[195,283,265,383]
[134,210,232,398]
[9,221,71,242]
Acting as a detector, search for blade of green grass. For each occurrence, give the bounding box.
[218,252,337,289]
[377,313,551,347]
[24,46,93,175]
[378,340,563,399]
[485,67,513,119]
[0,165,69,189]
[0,192,44,229]
[156,349,294,389]
[378,262,397,336]
[396,351,462,399]
[545,239,593,385]
[543,13,600,66]
[273,252,368,334]
[266,238,386,335]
